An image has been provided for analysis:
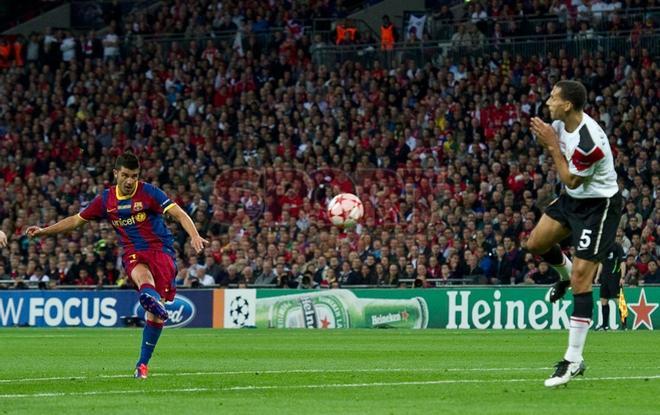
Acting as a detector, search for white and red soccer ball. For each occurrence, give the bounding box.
[327,193,364,227]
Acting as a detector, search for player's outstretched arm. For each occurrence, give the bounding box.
[166,204,209,254]
[0,230,7,248]
[25,214,87,238]
[530,117,584,189]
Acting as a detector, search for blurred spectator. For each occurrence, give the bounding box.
[60,31,76,62]
[28,265,50,284]
[525,261,559,285]
[195,266,216,287]
[380,15,396,50]
[644,260,659,284]
[464,254,485,284]
[102,29,119,60]
[78,269,95,286]
[218,265,240,287]
[254,260,276,285]
[489,245,514,285]
[299,272,319,289]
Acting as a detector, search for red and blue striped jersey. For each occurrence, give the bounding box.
[78,182,176,258]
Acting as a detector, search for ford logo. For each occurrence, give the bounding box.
[133,294,196,328]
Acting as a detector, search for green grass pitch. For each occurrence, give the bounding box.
[1,329,658,414]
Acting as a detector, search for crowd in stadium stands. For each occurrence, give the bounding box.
[0,0,658,291]
[118,0,344,37]
[428,0,658,46]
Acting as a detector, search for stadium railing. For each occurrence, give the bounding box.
[113,23,659,71]
[120,24,313,56]
[310,30,660,70]
[425,7,660,41]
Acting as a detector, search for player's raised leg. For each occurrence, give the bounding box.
[133,263,169,321]
[131,263,167,379]
[526,212,573,302]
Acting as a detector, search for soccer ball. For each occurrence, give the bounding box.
[229,296,250,327]
[327,193,364,227]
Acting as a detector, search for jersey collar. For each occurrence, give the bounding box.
[116,182,139,200]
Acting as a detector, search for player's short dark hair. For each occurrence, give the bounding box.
[555,80,587,112]
[115,152,140,170]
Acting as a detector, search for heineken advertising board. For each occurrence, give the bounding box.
[2,288,657,329]
[217,287,660,330]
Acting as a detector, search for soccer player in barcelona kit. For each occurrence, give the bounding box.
[528,81,622,387]
[26,153,208,379]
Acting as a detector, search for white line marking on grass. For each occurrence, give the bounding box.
[2,335,97,338]
[0,367,554,384]
[1,375,659,399]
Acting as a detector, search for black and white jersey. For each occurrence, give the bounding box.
[552,113,618,199]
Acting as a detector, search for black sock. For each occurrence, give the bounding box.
[540,244,563,266]
[573,292,594,319]
[601,303,610,327]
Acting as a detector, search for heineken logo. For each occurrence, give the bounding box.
[446,290,571,330]
[628,289,659,330]
[257,288,656,330]
[267,293,349,328]
[371,312,402,326]
[300,296,318,328]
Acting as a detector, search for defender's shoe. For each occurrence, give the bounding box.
[139,292,169,321]
[545,280,571,303]
[134,363,149,379]
[544,360,586,388]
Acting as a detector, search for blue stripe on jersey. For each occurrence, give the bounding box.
[142,183,172,210]
[122,219,151,252]
[147,211,176,256]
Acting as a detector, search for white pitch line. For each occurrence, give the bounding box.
[1,375,660,399]
[0,367,554,384]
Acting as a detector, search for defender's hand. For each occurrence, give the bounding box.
[530,117,559,150]
[190,236,209,254]
[25,226,44,238]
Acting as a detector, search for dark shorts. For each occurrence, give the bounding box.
[599,273,621,299]
[123,251,177,302]
[544,191,622,262]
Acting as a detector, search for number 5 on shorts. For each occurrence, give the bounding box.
[578,229,592,250]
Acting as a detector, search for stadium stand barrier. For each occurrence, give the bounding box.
[310,30,660,70]
[422,7,660,42]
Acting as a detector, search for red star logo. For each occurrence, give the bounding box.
[320,317,331,329]
[628,289,659,330]
[400,310,409,321]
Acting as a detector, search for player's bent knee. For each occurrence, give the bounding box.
[572,261,598,279]
[571,261,598,294]
[525,234,547,255]
[131,263,156,287]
